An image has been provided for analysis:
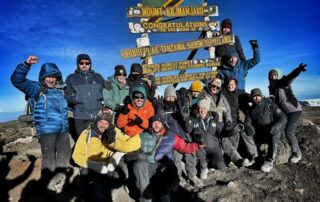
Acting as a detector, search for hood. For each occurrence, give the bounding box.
[76,54,92,70]
[38,63,63,85]
[268,68,283,80]
[221,18,233,32]
[130,85,147,107]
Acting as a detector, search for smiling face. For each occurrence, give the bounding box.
[115,73,127,85]
[199,107,209,119]
[227,79,237,92]
[228,56,238,67]
[151,120,163,134]
[44,76,57,87]
[96,119,109,133]
[132,92,145,108]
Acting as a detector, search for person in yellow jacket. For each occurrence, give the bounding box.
[72,109,141,201]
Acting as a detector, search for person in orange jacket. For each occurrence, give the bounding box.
[116,85,155,136]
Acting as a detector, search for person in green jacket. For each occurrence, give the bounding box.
[103,65,130,116]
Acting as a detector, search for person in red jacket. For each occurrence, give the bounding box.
[133,114,204,201]
[116,85,154,136]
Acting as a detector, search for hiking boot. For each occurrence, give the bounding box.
[261,161,274,172]
[47,173,66,193]
[234,158,249,168]
[188,176,203,187]
[246,155,257,167]
[200,168,209,180]
[290,153,302,164]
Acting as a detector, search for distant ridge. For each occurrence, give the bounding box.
[0,111,23,123]
[299,99,320,107]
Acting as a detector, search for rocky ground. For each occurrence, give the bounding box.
[1,106,320,202]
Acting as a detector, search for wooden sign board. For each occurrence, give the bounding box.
[121,35,234,59]
[129,21,218,33]
[127,5,218,18]
[156,71,217,85]
[142,58,221,74]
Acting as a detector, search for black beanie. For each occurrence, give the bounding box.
[114,65,127,76]
[130,63,143,74]
[149,114,164,127]
[77,54,91,65]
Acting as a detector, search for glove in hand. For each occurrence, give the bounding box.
[297,63,307,72]
[249,40,259,49]
[133,115,143,125]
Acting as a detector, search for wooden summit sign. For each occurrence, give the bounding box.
[121,35,234,59]
[156,71,217,85]
[142,58,221,74]
[127,5,218,18]
[129,21,218,33]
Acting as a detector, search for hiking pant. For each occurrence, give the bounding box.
[74,119,91,139]
[286,111,302,155]
[39,132,71,171]
[221,134,242,162]
[240,131,258,158]
[206,134,226,170]
[255,125,282,162]
[133,158,178,202]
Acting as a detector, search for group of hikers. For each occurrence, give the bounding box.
[10,19,307,201]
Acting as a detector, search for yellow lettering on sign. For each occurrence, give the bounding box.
[141,7,162,17]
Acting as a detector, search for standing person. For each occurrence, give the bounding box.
[268,63,307,163]
[103,65,129,115]
[11,55,71,191]
[134,114,203,202]
[127,63,157,102]
[116,85,154,137]
[64,54,104,140]
[215,18,246,64]
[218,39,260,91]
[222,78,258,167]
[245,88,287,172]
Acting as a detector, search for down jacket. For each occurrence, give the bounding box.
[11,62,68,136]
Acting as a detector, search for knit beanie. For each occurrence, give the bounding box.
[114,65,127,76]
[251,88,262,97]
[198,97,211,111]
[221,18,232,29]
[94,110,113,125]
[190,80,203,92]
[130,63,143,74]
[164,85,177,98]
[228,50,239,58]
[149,114,164,127]
[77,54,91,65]
[268,68,282,80]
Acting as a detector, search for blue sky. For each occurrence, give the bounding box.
[1,0,320,113]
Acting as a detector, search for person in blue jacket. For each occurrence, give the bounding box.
[11,55,71,191]
[218,40,260,91]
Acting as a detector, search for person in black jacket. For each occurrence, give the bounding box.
[127,63,157,102]
[268,63,307,163]
[64,54,104,140]
[215,18,246,64]
[245,88,287,172]
[222,78,258,167]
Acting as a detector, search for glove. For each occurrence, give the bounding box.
[270,124,281,134]
[103,80,113,90]
[133,115,143,125]
[249,40,258,49]
[211,111,219,122]
[120,105,130,115]
[148,74,156,86]
[297,63,307,72]
[181,106,190,120]
[114,104,123,113]
[224,120,233,131]
[101,125,116,144]
[192,128,205,144]
[245,124,255,136]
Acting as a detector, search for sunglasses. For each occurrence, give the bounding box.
[133,95,144,100]
[79,62,90,65]
[211,85,221,89]
[116,73,127,76]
